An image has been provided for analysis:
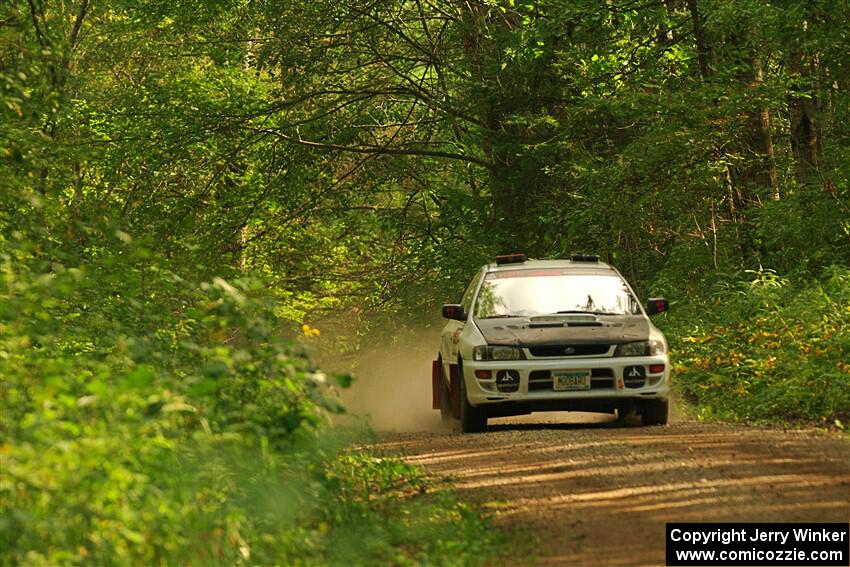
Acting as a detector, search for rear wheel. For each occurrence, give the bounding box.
[459,361,487,433]
[641,399,669,426]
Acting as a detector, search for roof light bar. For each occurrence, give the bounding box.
[495,253,527,265]
[571,254,600,262]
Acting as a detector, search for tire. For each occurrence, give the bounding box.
[459,361,487,433]
[438,357,452,421]
[642,399,669,426]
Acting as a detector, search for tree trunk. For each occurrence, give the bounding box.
[747,53,779,199]
[686,0,712,79]
[787,49,823,188]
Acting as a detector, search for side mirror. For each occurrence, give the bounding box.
[442,304,466,321]
[646,298,669,316]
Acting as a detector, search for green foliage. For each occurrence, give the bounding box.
[1,230,328,563]
[0,227,501,564]
[2,0,849,562]
[319,453,503,566]
[664,267,850,424]
[3,425,503,566]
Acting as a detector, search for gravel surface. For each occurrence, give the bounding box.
[376,413,850,566]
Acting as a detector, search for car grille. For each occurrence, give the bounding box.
[528,369,614,391]
[528,344,610,357]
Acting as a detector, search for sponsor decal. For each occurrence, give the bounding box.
[623,365,646,388]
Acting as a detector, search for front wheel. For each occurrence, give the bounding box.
[641,399,669,426]
[459,362,487,433]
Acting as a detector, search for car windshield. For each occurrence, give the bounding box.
[474,271,639,318]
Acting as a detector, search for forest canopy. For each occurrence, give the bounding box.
[1,0,848,564]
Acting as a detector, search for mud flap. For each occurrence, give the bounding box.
[449,364,461,418]
[431,360,441,410]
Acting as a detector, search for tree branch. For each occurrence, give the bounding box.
[27,0,48,48]
[263,129,491,168]
[69,0,90,51]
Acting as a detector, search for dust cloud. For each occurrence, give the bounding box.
[329,328,454,433]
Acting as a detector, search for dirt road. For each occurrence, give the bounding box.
[377,413,850,566]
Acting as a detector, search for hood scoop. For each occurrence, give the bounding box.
[528,314,603,328]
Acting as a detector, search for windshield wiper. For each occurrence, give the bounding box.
[479,314,523,319]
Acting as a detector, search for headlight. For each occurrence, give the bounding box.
[614,340,666,357]
[472,346,526,361]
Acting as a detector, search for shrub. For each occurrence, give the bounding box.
[665,266,850,425]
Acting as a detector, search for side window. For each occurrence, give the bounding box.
[460,270,484,314]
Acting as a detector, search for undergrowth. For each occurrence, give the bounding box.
[661,266,850,427]
[0,230,503,566]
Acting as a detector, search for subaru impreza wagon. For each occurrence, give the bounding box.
[431,253,671,432]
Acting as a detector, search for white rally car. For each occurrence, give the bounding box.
[431,253,671,432]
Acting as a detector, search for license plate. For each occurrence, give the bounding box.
[553,370,591,391]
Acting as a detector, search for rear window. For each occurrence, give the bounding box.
[474,271,639,318]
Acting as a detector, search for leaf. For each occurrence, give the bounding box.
[124,365,156,389]
[202,360,229,378]
[188,379,219,397]
[162,401,196,413]
[85,380,108,396]
[333,373,354,388]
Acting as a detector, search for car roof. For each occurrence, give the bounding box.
[484,258,620,276]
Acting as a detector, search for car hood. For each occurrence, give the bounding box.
[474,314,650,346]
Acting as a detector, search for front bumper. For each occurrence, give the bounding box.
[463,355,671,407]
